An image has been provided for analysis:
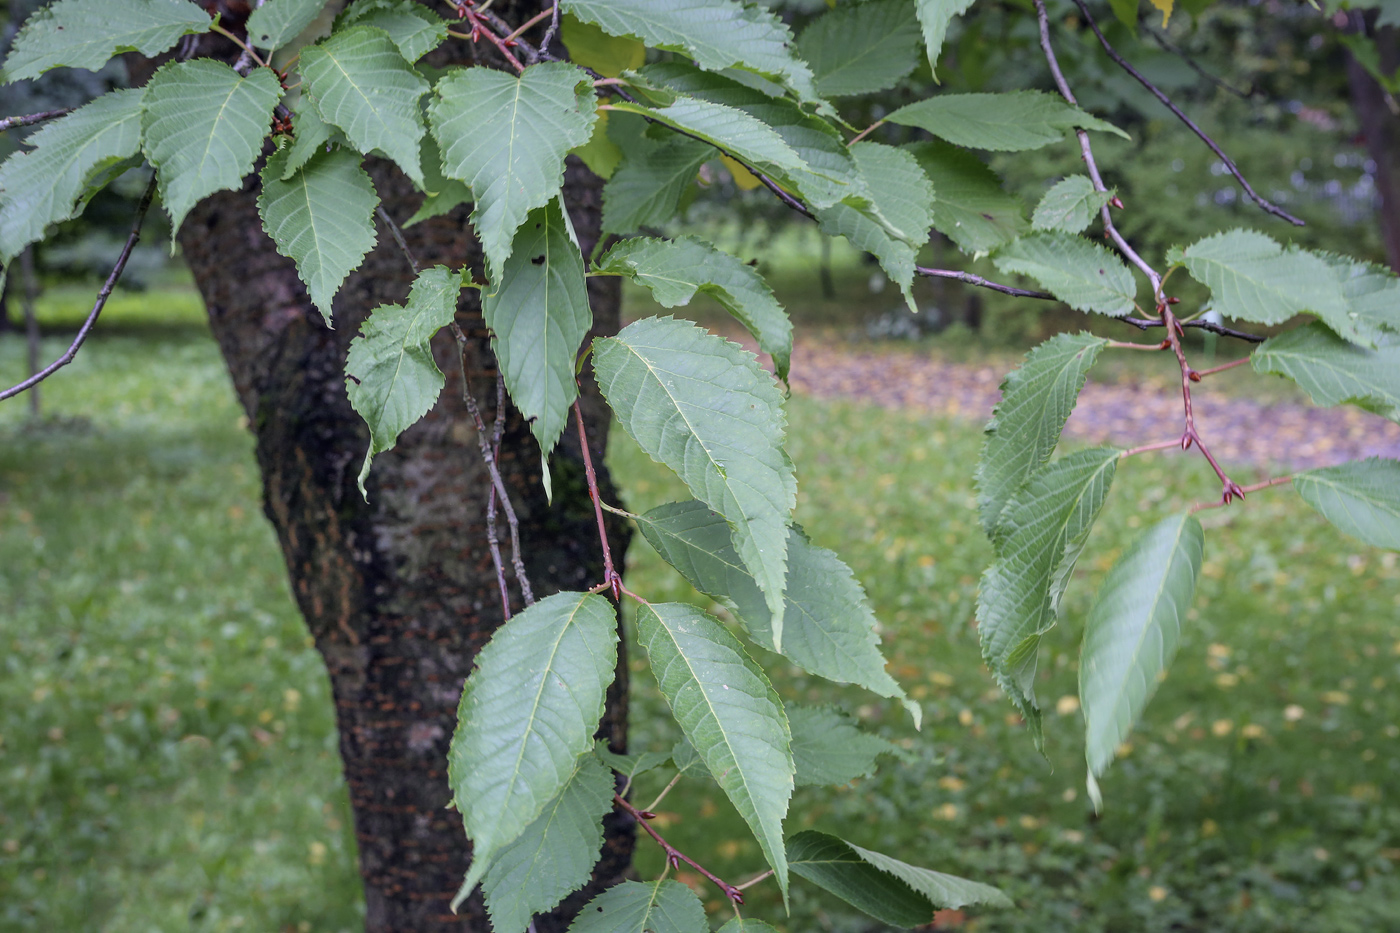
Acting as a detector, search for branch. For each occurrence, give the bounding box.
[1142,22,1255,100]
[486,375,512,618]
[574,399,621,600]
[915,265,1054,300]
[376,205,420,275]
[0,175,156,403]
[1190,474,1293,512]
[1119,316,1265,343]
[539,2,561,58]
[1070,0,1304,226]
[0,108,74,133]
[612,793,745,904]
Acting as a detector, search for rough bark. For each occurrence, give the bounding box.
[1345,21,1400,272]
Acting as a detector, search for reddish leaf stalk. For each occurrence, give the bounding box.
[1190,357,1251,380]
[573,400,621,601]
[1191,475,1293,513]
[612,793,745,904]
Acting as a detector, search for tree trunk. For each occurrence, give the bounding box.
[1345,20,1400,272]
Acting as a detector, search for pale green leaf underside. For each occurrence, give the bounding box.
[888,91,1127,151]
[0,88,144,265]
[636,602,793,899]
[607,97,807,182]
[1032,175,1112,234]
[1252,322,1400,424]
[915,0,977,78]
[976,333,1109,538]
[850,841,1014,911]
[634,500,917,724]
[797,0,923,98]
[905,140,1027,253]
[344,266,461,495]
[593,743,671,787]
[1,0,211,83]
[142,60,283,235]
[450,592,618,905]
[593,317,795,643]
[483,197,592,474]
[338,0,448,62]
[1179,229,1348,327]
[597,235,792,380]
[429,62,596,278]
[1080,513,1204,807]
[258,146,378,326]
[993,232,1136,317]
[1292,457,1400,550]
[787,704,899,786]
[280,105,343,180]
[569,880,707,933]
[246,0,323,52]
[299,25,429,188]
[482,755,613,933]
[1313,254,1400,349]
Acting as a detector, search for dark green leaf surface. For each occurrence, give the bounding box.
[797,0,923,97]
[1252,322,1400,423]
[278,105,344,180]
[787,704,899,786]
[993,232,1136,317]
[1178,229,1348,327]
[1310,254,1400,348]
[1,0,210,83]
[915,0,977,77]
[601,132,710,235]
[568,880,707,933]
[905,140,1027,253]
[1031,175,1112,234]
[607,97,807,182]
[636,602,793,898]
[337,0,447,61]
[1292,458,1400,550]
[246,0,322,52]
[888,91,1127,151]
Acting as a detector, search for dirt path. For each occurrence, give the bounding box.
[788,340,1400,470]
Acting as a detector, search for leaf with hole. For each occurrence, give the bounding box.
[246,0,323,52]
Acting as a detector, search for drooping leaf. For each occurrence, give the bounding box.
[141,60,283,235]
[977,449,1118,744]
[337,0,447,62]
[602,131,710,235]
[887,91,1127,151]
[449,591,619,906]
[1080,513,1204,808]
[594,317,796,643]
[482,198,592,484]
[429,62,596,277]
[1252,322,1400,424]
[246,0,323,52]
[606,97,808,183]
[344,266,461,494]
[905,139,1027,253]
[787,831,1011,927]
[1176,229,1348,327]
[1292,458,1400,550]
[0,89,144,265]
[787,704,899,786]
[1313,254,1400,348]
[0,0,211,83]
[596,236,792,380]
[1032,175,1113,234]
[635,602,793,899]
[915,0,977,78]
[976,333,1109,537]
[561,13,646,77]
[258,146,378,325]
[482,755,614,933]
[634,500,918,724]
[797,0,923,97]
[562,0,819,102]
[299,24,429,187]
[568,880,708,933]
[993,232,1137,317]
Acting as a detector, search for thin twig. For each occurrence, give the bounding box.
[234,0,267,73]
[1142,23,1254,100]
[0,108,73,133]
[1165,310,1245,502]
[1190,474,1293,512]
[1107,338,1169,350]
[376,205,420,275]
[849,119,885,144]
[915,265,1055,300]
[539,1,561,57]
[643,772,683,813]
[486,375,511,619]
[1190,356,1250,379]
[504,6,553,42]
[461,7,526,72]
[1120,439,1182,458]
[613,793,745,903]
[1119,316,1265,343]
[0,175,156,403]
[574,400,620,600]
[211,21,268,71]
[735,870,774,892]
[1069,0,1303,226]
[453,324,536,606]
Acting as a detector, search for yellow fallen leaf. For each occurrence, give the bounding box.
[719,154,762,191]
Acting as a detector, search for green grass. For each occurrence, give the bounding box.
[3,286,1399,931]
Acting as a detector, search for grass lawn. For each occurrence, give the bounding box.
[3,284,1399,931]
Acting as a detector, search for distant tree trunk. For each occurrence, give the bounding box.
[1345,19,1400,272]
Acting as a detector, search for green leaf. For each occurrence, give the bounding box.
[593,742,671,790]
[993,232,1136,317]
[1292,458,1400,551]
[258,146,378,326]
[482,198,592,482]
[344,266,461,494]
[602,132,710,235]
[561,13,646,77]
[572,111,624,179]
[905,139,1027,253]
[562,0,819,102]
[887,91,1128,151]
[670,736,708,778]
[915,0,977,78]
[787,704,899,786]
[482,755,614,933]
[278,105,346,180]
[594,317,796,643]
[337,0,447,62]
[428,62,596,278]
[405,133,471,225]
[142,60,283,235]
[1177,229,1348,327]
[596,236,792,380]
[788,831,1012,927]
[1313,255,1400,349]
[0,0,211,83]
[606,97,807,182]
[717,920,782,933]
[0,89,144,266]
[976,333,1109,537]
[1080,513,1204,808]
[634,500,918,724]
[635,602,793,899]
[450,591,619,906]
[1252,322,1400,423]
[977,449,1118,743]
[568,880,707,933]
[797,0,922,97]
[246,0,323,52]
[299,25,429,187]
[1032,175,1113,234]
